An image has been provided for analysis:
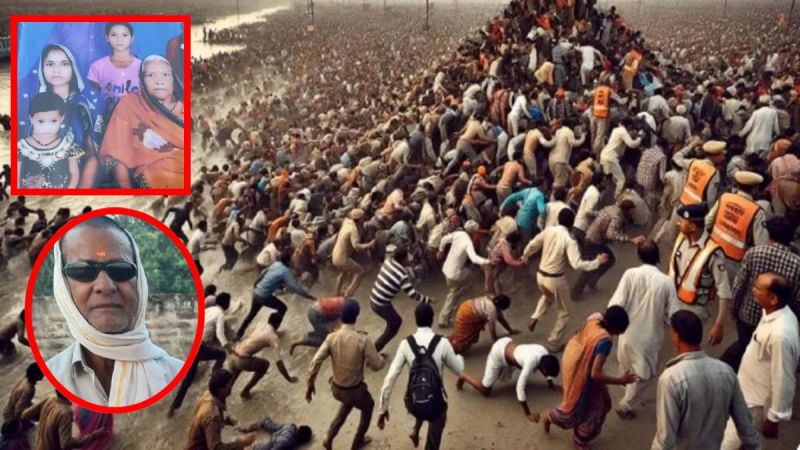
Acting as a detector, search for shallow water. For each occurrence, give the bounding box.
[190,3,290,59]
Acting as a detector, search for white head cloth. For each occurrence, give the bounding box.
[53,231,170,406]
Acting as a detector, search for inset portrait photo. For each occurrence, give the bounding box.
[10,16,190,195]
[25,207,203,412]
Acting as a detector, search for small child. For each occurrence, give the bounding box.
[88,22,142,112]
[18,92,84,189]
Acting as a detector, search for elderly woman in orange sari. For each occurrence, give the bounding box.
[99,55,184,189]
[542,307,638,450]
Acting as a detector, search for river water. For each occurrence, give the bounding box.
[189,4,290,59]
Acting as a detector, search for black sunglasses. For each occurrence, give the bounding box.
[62,261,138,283]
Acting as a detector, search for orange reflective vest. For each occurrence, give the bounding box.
[669,233,721,305]
[679,160,717,206]
[710,193,761,262]
[593,86,611,119]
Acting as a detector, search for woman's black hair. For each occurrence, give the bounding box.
[40,44,80,95]
[601,305,629,334]
[105,22,135,37]
[204,284,217,296]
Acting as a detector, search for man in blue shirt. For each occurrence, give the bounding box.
[235,250,316,339]
[500,181,548,242]
[237,416,312,450]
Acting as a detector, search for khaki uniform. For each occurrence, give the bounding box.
[185,392,248,450]
[29,396,75,450]
[2,377,34,421]
[332,218,369,297]
[308,324,385,448]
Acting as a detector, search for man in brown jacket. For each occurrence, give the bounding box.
[21,391,107,450]
[2,363,43,424]
[307,300,386,449]
[185,369,256,450]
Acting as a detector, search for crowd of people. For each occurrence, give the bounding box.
[202,27,247,44]
[2,0,800,448]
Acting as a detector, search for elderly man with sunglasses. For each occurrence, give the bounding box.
[45,216,183,407]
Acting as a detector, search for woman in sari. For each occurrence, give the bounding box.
[72,405,113,450]
[448,294,518,354]
[28,44,106,188]
[542,306,638,449]
[99,54,184,189]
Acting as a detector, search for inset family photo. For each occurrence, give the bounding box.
[11,17,190,194]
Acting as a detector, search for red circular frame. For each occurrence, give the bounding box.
[25,207,205,414]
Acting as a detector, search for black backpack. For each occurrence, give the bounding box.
[404,335,445,421]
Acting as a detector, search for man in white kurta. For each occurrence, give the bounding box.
[738,98,780,158]
[437,221,490,328]
[608,239,680,418]
[721,273,800,449]
[600,119,642,197]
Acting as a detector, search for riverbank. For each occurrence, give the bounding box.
[0,0,290,34]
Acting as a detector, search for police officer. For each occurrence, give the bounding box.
[668,204,732,346]
[306,300,386,450]
[673,139,727,209]
[706,170,769,281]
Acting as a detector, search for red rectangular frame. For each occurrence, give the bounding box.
[10,14,192,196]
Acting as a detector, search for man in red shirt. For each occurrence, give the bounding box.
[290,296,346,354]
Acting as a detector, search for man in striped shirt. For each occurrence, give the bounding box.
[370,245,432,352]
